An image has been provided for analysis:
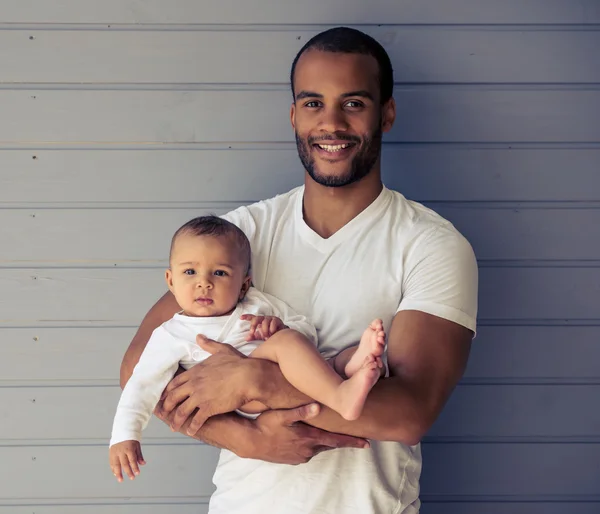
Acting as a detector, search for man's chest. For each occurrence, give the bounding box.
[254,239,404,352]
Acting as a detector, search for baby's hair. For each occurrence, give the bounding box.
[170,215,251,274]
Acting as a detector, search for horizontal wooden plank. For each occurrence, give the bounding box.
[2,147,600,203]
[465,326,600,380]
[2,443,599,499]
[422,504,600,514]
[477,267,600,320]
[2,89,599,143]
[0,267,598,323]
[420,443,600,496]
[2,326,597,383]
[2,0,599,24]
[0,327,133,382]
[0,445,218,498]
[428,384,600,439]
[4,28,600,84]
[0,507,208,514]
[2,206,599,264]
[0,386,188,441]
[2,384,599,441]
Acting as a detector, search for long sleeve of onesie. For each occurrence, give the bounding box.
[109,327,187,446]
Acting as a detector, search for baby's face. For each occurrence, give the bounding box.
[166,233,250,317]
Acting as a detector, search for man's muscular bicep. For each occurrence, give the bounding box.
[386,309,472,428]
[120,291,180,388]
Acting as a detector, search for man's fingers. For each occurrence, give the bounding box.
[277,403,321,425]
[186,409,210,436]
[161,383,194,413]
[163,369,190,395]
[316,430,370,450]
[196,334,227,354]
[170,397,199,432]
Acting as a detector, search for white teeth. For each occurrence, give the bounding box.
[317,143,351,152]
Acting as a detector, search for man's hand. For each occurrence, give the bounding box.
[246,403,370,465]
[240,314,287,340]
[157,335,257,435]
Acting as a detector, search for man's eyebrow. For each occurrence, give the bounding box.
[295,91,323,101]
[341,90,375,101]
[295,90,375,101]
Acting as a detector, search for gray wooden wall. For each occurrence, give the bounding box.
[1,1,599,513]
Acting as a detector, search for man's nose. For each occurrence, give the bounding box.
[318,106,349,134]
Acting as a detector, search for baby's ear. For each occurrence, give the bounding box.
[239,275,252,299]
[165,269,174,291]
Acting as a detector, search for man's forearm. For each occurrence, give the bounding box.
[176,412,258,457]
[253,360,431,445]
[304,376,432,444]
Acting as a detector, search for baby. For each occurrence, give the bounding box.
[109,216,386,482]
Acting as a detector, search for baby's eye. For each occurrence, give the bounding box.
[184,269,195,275]
[214,270,228,277]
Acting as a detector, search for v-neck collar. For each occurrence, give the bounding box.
[294,186,392,252]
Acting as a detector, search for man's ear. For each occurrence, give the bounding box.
[290,102,296,131]
[165,269,175,293]
[381,97,396,133]
[239,275,252,300]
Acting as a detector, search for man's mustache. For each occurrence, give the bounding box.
[307,134,361,144]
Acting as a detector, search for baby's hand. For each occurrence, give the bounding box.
[109,440,146,482]
[240,315,287,340]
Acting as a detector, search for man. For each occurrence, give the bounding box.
[121,27,478,513]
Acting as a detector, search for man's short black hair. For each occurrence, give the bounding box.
[290,26,394,104]
[170,215,251,274]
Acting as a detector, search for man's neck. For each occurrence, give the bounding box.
[302,172,383,239]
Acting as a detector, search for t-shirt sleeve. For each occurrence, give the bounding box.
[221,205,257,244]
[398,225,478,334]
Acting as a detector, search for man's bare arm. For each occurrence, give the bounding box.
[258,310,472,445]
[162,310,471,446]
[120,291,180,389]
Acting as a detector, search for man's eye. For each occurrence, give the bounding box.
[184,269,195,275]
[214,270,227,277]
[345,101,364,108]
[305,101,321,108]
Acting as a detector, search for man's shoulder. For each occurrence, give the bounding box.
[386,189,451,230]
[224,186,302,224]
[385,188,470,248]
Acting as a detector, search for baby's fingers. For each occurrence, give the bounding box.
[127,449,142,477]
[269,318,280,336]
[110,459,124,482]
[137,446,146,466]
[120,454,136,480]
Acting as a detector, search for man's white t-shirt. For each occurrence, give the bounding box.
[110,288,316,447]
[212,185,478,514]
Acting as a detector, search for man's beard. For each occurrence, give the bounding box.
[295,126,383,188]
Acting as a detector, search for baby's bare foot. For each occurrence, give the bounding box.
[345,319,386,378]
[335,356,381,420]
